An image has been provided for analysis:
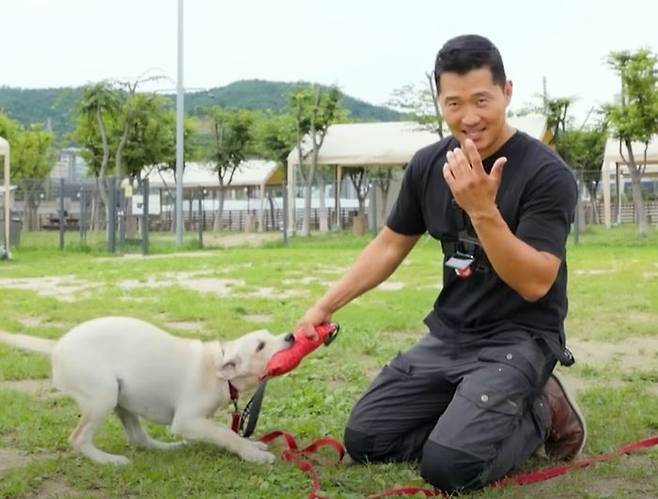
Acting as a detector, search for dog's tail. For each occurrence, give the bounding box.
[0,330,56,356]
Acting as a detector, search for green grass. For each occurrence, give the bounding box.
[0,225,657,498]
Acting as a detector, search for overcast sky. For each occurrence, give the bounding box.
[2,0,657,123]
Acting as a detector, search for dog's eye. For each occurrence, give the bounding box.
[256,341,265,352]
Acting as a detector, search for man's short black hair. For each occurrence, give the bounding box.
[434,34,507,93]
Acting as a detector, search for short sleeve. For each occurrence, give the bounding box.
[516,165,577,259]
[386,153,427,235]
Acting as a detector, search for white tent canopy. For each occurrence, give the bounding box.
[286,115,548,168]
[0,136,10,256]
[143,159,283,231]
[285,115,548,233]
[600,136,658,227]
[144,159,281,188]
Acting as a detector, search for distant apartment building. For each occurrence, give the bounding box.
[50,148,89,182]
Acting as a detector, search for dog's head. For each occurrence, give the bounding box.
[216,329,294,389]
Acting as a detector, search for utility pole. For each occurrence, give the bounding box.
[175,0,185,245]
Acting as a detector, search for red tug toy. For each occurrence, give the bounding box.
[260,322,339,379]
[232,322,340,437]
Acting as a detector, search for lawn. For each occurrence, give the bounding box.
[0,225,657,498]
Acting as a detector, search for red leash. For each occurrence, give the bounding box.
[259,431,345,499]
[257,433,658,498]
[493,435,658,487]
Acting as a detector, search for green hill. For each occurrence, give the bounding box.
[0,80,402,140]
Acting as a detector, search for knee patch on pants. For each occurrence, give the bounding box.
[421,440,488,493]
[343,426,376,463]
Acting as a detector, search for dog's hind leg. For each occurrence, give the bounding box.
[68,380,130,465]
[115,407,183,450]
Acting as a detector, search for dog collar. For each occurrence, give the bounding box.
[228,381,239,402]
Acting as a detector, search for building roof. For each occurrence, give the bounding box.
[601,135,658,173]
[144,159,284,189]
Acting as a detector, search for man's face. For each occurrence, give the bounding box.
[437,67,512,160]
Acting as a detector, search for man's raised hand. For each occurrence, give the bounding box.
[442,138,507,219]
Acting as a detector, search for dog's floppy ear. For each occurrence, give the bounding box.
[217,356,241,380]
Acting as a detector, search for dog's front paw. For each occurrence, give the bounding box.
[251,440,269,451]
[239,446,275,464]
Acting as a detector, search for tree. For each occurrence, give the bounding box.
[151,112,197,232]
[254,113,295,165]
[544,97,572,145]
[557,124,608,224]
[113,74,167,180]
[254,113,296,229]
[121,95,174,182]
[0,114,54,230]
[370,166,395,225]
[348,167,370,218]
[12,125,55,230]
[289,85,343,236]
[75,82,121,230]
[388,73,444,138]
[0,113,19,139]
[605,49,658,235]
[206,106,254,230]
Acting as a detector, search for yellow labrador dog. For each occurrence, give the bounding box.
[0,317,294,465]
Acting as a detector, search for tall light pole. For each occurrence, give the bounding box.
[175,0,185,245]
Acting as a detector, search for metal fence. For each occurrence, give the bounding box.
[4,177,370,252]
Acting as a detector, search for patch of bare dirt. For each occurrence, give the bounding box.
[202,232,281,248]
[525,453,658,498]
[184,278,245,296]
[241,287,303,299]
[0,447,58,472]
[97,251,213,262]
[568,337,658,371]
[17,316,44,327]
[557,336,658,396]
[119,272,244,297]
[573,269,615,275]
[557,373,658,397]
[26,477,102,498]
[315,265,348,275]
[0,276,100,302]
[377,281,406,291]
[282,276,319,286]
[0,379,61,400]
[0,447,35,471]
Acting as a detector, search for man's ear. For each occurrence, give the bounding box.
[217,356,241,380]
[504,80,513,105]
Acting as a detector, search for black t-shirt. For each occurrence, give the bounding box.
[387,131,577,354]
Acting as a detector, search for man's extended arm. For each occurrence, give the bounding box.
[297,227,421,335]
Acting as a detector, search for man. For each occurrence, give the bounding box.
[297,34,586,492]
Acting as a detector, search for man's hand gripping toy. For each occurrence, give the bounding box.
[260,322,340,380]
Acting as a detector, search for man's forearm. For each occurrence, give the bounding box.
[315,228,420,314]
[470,209,559,301]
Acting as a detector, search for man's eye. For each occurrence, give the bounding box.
[256,341,265,352]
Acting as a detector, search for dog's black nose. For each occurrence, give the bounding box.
[285,333,295,343]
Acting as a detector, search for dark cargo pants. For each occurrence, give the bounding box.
[344,330,556,493]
